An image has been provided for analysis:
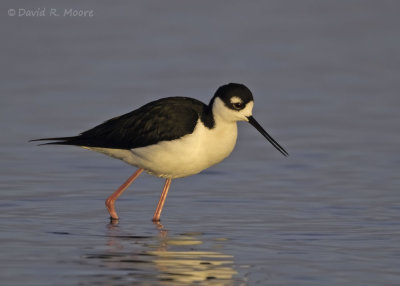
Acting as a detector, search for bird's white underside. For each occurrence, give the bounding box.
[84,98,253,179]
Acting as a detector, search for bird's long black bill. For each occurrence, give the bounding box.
[247,116,288,157]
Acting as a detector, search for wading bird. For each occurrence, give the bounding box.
[31,83,288,222]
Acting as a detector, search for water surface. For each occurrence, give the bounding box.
[1,1,400,285]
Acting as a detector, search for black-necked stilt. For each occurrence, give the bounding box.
[31,83,288,222]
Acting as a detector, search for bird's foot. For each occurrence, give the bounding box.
[109,216,119,225]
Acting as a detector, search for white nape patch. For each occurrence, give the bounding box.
[230,96,243,104]
[213,97,254,122]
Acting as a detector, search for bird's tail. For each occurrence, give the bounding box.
[29,136,79,146]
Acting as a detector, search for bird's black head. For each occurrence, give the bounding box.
[209,83,255,123]
[210,83,288,157]
[211,83,254,111]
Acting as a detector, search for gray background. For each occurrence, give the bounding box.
[1,1,399,285]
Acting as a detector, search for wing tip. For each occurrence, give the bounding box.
[29,136,76,146]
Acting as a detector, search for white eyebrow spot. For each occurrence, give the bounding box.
[230,96,243,104]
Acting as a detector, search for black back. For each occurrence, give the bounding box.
[35,97,214,149]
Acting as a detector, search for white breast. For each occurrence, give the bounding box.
[131,119,238,178]
[86,119,238,179]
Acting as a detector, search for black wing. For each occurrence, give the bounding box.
[31,97,209,149]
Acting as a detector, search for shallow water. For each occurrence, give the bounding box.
[1,1,400,285]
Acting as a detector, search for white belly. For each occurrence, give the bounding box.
[86,120,238,179]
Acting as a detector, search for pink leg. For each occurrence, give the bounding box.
[152,178,172,222]
[105,168,143,220]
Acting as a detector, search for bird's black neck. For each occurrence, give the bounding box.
[200,103,215,129]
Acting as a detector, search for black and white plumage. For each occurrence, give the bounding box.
[31,83,288,222]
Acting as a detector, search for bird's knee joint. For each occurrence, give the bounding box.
[105,198,114,206]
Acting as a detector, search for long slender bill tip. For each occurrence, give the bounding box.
[247,116,289,157]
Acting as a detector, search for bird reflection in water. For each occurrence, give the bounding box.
[87,221,238,285]
[149,222,237,284]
